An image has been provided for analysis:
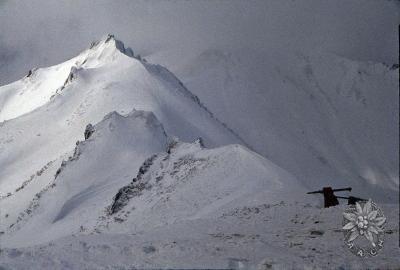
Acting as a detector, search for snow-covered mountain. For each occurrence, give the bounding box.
[0,35,245,196]
[0,108,306,248]
[150,47,399,202]
[0,35,398,269]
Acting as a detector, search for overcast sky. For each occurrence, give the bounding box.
[0,0,398,86]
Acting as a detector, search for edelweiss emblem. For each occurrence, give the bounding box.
[342,199,386,257]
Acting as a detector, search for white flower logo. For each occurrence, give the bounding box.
[343,199,386,247]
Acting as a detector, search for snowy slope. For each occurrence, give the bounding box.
[102,139,307,234]
[0,35,249,250]
[0,36,130,122]
[0,35,244,197]
[1,109,168,247]
[8,106,394,270]
[1,203,398,269]
[0,35,398,269]
[149,47,399,202]
[0,109,306,248]
[1,110,397,269]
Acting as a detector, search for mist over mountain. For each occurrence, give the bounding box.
[0,1,398,269]
[0,0,398,85]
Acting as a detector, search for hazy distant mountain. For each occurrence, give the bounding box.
[0,35,398,269]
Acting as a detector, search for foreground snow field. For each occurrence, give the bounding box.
[0,35,398,269]
[0,203,398,269]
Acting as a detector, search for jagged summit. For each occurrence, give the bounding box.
[79,34,135,66]
[88,34,134,58]
[0,35,137,122]
[71,34,137,70]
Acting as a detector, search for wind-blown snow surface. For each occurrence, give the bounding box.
[0,36,398,269]
[150,47,399,202]
[0,35,243,195]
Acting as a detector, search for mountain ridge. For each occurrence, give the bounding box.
[0,34,398,269]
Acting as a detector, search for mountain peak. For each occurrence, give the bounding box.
[87,34,134,58]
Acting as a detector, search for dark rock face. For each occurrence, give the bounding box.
[390,64,399,70]
[84,124,95,140]
[108,154,157,215]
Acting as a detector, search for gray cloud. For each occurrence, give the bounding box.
[0,0,398,85]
